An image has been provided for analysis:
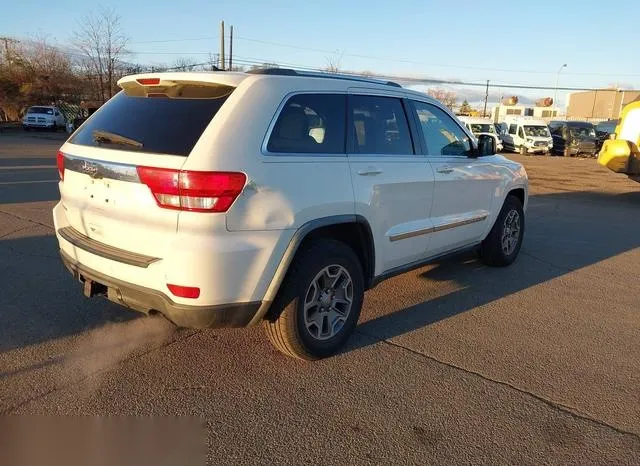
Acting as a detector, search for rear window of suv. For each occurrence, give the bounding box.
[70,88,233,156]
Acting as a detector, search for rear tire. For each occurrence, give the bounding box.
[479,195,525,267]
[264,239,364,360]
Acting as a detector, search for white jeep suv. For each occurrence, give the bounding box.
[53,69,528,360]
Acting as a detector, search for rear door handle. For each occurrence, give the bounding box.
[357,166,383,176]
[436,166,454,174]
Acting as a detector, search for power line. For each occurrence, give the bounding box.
[7,36,636,93]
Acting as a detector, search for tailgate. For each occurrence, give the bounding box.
[59,145,184,258]
[57,74,239,259]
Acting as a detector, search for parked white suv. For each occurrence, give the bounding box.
[53,70,528,360]
[23,105,66,131]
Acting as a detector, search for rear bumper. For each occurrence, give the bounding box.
[60,249,263,328]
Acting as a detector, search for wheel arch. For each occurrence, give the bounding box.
[247,215,375,326]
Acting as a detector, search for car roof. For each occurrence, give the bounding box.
[459,117,493,123]
[565,121,595,127]
[118,69,444,107]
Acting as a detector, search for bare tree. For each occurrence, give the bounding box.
[73,7,128,102]
[0,37,80,120]
[427,87,457,110]
[171,56,198,72]
[325,52,343,74]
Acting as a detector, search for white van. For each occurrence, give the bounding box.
[458,116,503,152]
[501,117,553,155]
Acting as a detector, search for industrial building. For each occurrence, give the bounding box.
[566,89,640,120]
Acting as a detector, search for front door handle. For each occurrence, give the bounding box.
[436,166,454,174]
[357,166,383,176]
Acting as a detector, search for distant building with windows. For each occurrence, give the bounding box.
[566,89,640,120]
[491,105,559,122]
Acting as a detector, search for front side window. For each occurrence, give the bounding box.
[267,94,346,154]
[28,107,54,115]
[349,95,414,155]
[518,127,524,138]
[412,101,471,156]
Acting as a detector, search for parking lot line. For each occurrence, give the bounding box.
[0,180,58,185]
[0,165,56,170]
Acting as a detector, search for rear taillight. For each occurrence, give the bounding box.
[56,150,65,180]
[167,284,200,299]
[136,167,246,213]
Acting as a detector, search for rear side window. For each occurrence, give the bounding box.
[70,89,233,156]
[349,95,414,155]
[267,94,346,154]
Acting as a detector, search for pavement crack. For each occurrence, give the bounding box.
[1,329,202,414]
[0,208,55,231]
[0,225,32,240]
[357,330,640,442]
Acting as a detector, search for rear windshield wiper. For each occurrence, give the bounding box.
[93,130,143,149]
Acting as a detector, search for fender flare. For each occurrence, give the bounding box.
[247,214,374,326]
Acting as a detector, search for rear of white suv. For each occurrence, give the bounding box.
[54,73,292,329]
[54,70,527,360]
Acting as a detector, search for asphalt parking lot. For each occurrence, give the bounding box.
[1,131,639,464]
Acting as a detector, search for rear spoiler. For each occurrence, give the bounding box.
[118,72,248,98]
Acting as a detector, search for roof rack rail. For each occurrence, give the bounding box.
[247,68,402,88]
[247,68,297,76]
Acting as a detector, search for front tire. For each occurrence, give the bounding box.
[479,195,525,267]
[519,145,528,156]
[264,239,364,360]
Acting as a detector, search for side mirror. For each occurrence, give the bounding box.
[476,134,496,157]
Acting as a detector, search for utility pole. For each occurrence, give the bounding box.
[229,25,233,70]
[219,21,225,70]
[483,80,489,117]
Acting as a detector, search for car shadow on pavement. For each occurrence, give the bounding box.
[348,189,640,352]
[0,234,138,353]
[0,190,639,357]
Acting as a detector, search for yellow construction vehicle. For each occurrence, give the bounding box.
[597,100,640,182]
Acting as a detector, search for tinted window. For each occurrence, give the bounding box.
[518,127,524,138]
[267,94,346,154]
[412,101,471,156]
[70,90,232,156]
[349,95,414,155]
[509,124,517,135]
